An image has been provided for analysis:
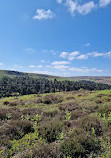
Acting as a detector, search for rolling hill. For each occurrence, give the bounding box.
[0,70,111,85]
[70,76,111,85]
[0,70,63,79]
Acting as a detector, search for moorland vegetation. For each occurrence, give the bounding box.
[0,89,111,157]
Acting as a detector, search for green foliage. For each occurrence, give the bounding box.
[6,113,12,120]
[65,111,71,120]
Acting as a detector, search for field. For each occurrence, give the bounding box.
[0,90,111,157]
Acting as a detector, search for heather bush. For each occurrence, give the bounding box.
[43,94,63,104]
[98,104,111,116]
[0,120,34,140]
[70,109,85,120]
[38,119,63,143]
[60,128,102,157]
[79,114,103,136]
[59,102,79,112]
[43,110,58,117]
[14,144,60,158]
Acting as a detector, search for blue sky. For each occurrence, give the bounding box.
[0,0,111,76]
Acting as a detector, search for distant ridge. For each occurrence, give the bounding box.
[0,70,63,79]
[70,76,111,85]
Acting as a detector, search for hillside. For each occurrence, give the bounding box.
[1,70,111,86]
[0,70,63,79]
[70,76,111,85]
[0,90,111,157]
[0,75,111,98]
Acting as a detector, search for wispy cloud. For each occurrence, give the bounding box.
[41,60,45,63]
[42,49,59,55]
[69,67,103,73]
[60,50,111,60]
[65,0,96,15]
[68,51,80,60]
[87,51,111,57]
[77,1,96,15]
[60,51,79,60]
[84,43,90,47]
[99,0,111,7]
[45,61,70,71]
[33,9,55,20]
[0,62,3,66]
[29,65,43,68]
[58,0,111,16]
[57,0,63,4]
[51,61,69,65]
[47,60,103,74]
[77,55,88,60]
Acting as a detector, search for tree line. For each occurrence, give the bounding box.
[0,76,111,98]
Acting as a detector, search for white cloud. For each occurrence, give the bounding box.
[57,0,62,4]
[46,61,69,71]
[61,0,111,16]
[87,51,111,57]
[33,9,55,20]
[51,61,69,65]
[60,50,111,61]
[29,65,36,68]
[69,67,103,73]
[77,1,95,15]
[99,0,111,7]
[68,51,80,60]
[60,51,80,60]
[41,60,45,63]
[29,65,42,68]
[65,0,77,14]
[54,65,69,70]
[60,52,68,58]
[65,0,96,15]
[77,55,88,60]
[0,62,3,66]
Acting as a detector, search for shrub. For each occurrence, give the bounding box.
[71,109,85,120]
[43,94,63,104]
[59,137,84,158]
[59,102,80,112]
[0,120,34,140]
[38,120,63,143]
[98,104,111,116]
[0,108,20,121]
[21,108,41,117]
[79,114,103,136]
[16,144,60,158]
[43,110,58,117]
[59,128,102,157]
